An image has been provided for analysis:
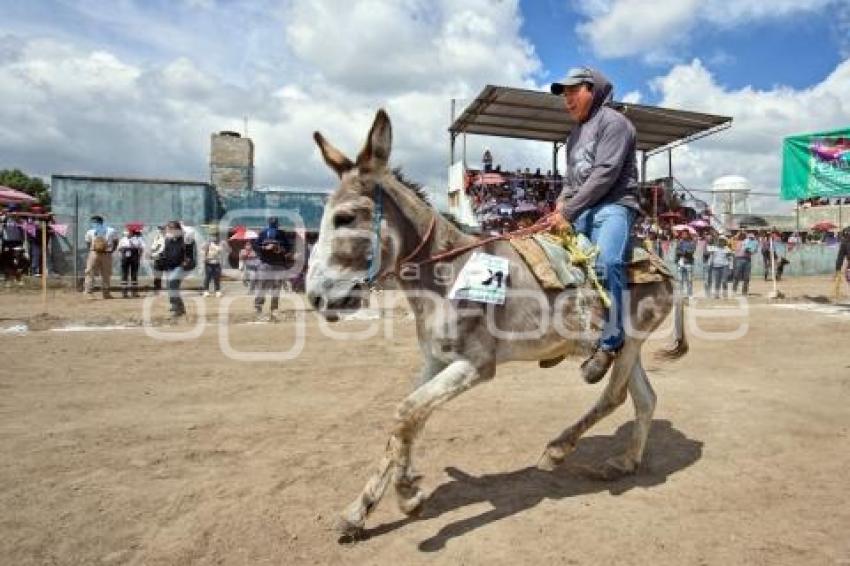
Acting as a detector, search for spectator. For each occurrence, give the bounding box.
[482,149,493,173]
[675,230,696,297]
[836,228,850,290]
[83,215,118,299]
[253,217,294,321]
[702,234,715,298]
[732,232,758,296]
[149,225,166,294]
[200,228,227,298]
[239,241,260,290]
[117,227,144,298]
[160,220,195,318]
[707,236,733,299]
[27,220,43,276]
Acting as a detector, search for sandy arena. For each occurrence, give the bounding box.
[1,275,849,565]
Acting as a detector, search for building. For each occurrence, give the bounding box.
[210,131,254,196]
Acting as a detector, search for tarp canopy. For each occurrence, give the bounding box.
[450,85,732,154]
[781,127,850,200]
[0,186,38,205]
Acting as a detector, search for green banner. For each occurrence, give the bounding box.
[781,127,850,200]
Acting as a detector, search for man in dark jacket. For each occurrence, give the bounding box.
[161,220,195,317]
[252,217,294,321]
[550,67,641,384]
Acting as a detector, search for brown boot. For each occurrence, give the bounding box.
[580,348,617,384]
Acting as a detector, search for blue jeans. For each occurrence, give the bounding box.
[166,267,185,314]
[573,204,636,352]
[678,263,694,297]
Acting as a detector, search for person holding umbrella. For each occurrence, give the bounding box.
[674,227,696,298]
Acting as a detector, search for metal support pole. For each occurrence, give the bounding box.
[462,133,467,168]
[641,151,648,183]
[449,98,457,166]
[552,142,558,176]
[667,148,673,178]
[73,192,79,290]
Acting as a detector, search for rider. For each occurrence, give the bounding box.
[550,67,641,384]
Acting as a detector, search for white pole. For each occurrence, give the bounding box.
[769,235,779,298]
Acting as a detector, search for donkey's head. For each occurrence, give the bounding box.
[306,109,399,320]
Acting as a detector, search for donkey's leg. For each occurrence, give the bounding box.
[537,343,640,471]
[336,359,488,536]
[601,357,657,475]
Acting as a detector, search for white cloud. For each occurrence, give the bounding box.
[621,90,642,103]
[575,0,699,60]
[574,0,840,60]
[0,0,546,213]
[645,58,850,213]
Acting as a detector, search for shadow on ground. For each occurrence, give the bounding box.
[355,419,702,551]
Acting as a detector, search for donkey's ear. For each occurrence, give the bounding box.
[313,131,354,178]
[356,109,392,172]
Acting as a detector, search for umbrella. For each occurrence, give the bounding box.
[811,220,837,231]
[673,224,697,235]
[473,172,506,186]
[688,219,709,228]
[229,229,259,240]
[658,211,683,219]
[0,186,37,205]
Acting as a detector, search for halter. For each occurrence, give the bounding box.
[363,182,385,285]
[361,182,437,287]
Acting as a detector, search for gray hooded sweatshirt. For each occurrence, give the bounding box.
[558,69,640,221]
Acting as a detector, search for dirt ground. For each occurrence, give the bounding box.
[1,275,849,565]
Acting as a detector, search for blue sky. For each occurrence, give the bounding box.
[0,0,848,213]
[520,0,848,102]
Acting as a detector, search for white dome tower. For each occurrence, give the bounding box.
[711,175,751,228]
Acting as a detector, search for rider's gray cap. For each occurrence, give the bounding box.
[550,67,594,95]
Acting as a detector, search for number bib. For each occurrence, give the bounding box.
[448,252,510,305]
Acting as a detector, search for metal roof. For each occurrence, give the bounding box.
[450,85,732,155]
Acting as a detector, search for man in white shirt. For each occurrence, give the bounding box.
[83,215,118,299]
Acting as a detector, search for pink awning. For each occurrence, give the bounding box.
[0,186,37,205]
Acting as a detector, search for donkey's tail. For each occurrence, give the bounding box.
[656,294,689,360]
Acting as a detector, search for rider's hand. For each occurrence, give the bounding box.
[550,202,571,233]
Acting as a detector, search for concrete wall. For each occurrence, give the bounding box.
[51,175,216,276]
[659,240,841,279]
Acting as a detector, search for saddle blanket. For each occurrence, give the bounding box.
[510,234,675,291]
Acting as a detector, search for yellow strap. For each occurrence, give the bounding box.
[552,227,612,308]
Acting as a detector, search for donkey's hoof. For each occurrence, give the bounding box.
[536,447,565,471]
[334,515,365,541]
[398,489,426,517]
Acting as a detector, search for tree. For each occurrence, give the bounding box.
[0,168,51,208]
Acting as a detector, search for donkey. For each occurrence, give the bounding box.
[306,109,688,537]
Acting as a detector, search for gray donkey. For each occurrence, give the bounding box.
[306,109,687,537]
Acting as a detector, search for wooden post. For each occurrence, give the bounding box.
[41,219,48,314]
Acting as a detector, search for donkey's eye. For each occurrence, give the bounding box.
[333,213,356,229]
